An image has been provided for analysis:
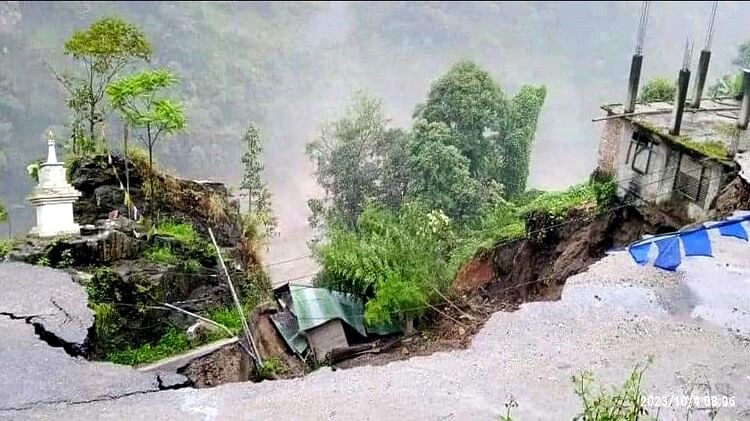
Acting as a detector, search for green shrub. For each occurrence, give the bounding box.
[316,202,455,325]
[0,239,17,259]
[0,201,7,223]
[258,355,286,380]
[639,77,675,102]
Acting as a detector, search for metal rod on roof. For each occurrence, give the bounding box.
[625,1,650,114]
[635,1,650,55]
[691,2,718,109]
[704,1,718,50]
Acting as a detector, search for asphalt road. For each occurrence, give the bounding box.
[2,224,749,420]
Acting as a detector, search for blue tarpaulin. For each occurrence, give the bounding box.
[718,221,748,241]
[681,229,712,257]
[626,213,750,271]
[654,237,681,271]
[628,242,651,265]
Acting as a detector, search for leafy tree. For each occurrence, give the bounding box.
[407,119,484,221]
[306,91,408,228]
[414,61,504,179]
[639,77,675,102]
[414,61,545,200]
[54,17,152,152]
[240,123,277,241]
[107,68,186,210]
[733,40,750,69]
[500,85,546,198]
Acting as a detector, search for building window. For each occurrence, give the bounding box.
[674,153,709,206]
[627,132,653,174]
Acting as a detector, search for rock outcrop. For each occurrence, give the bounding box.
[69,154,241,246]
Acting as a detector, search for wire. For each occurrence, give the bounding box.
[265,254,315,268]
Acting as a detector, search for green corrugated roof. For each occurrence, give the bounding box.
[290,284,368,337]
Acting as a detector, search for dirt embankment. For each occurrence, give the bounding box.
[339,205,679,368]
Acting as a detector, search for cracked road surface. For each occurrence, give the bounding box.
[3,227,750,420]
[0,263,175,413]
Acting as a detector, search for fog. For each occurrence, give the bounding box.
[1,1,748,280]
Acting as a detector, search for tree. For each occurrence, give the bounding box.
[0,200,7,223]
[414,61,504,179]
[54,17,152,151]
[106,68,186,210]
[639,77,675,102]
[306,91,408,228]
[407,119,483,221]
[733,40,750,69]
[499,85,546,198]
[240,123,277,241]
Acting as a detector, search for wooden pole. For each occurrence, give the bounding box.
[208,228,262,367]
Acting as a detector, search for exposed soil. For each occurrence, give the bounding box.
[180,344,251,388]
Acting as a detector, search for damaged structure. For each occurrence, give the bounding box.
[596,2,750,221]
[270,284,399,361]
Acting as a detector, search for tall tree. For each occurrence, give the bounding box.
[54,17,152,152]
[240,123,277,240]
[414,61,505,180]
[500,85,546,198]
[306,91,408,228]
[106,69,186,211]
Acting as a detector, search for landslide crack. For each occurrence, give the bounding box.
[0,311,85,357]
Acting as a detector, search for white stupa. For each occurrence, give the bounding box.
[28,131,82,237]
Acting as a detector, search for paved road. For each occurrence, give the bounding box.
[0,263,179,413]
[2,227,750,420]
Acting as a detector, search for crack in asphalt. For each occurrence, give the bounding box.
[0,388,164,412]
[0,374,194,412]
[0,311,85,357]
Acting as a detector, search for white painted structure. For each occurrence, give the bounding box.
[28,132,82,237]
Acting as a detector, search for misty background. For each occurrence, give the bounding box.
[1,1,749,281]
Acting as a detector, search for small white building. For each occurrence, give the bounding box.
[28,132,82,237]
[597,97,749,221]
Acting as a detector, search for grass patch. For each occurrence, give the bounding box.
[154,220,198,246]
[144,244,179,264]
[673,138,729,160]
[520,182,601,219]
[206,307,244,334]
[106,327,190,365]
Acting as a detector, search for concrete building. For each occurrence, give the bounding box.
[597,95,749,221]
